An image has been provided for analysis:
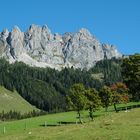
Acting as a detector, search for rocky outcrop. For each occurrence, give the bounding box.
[0,24,122,70]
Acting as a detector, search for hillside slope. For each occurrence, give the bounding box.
[0,86,39,114]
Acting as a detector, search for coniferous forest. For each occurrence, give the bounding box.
[0,58,123,113]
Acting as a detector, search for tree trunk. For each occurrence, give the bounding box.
[125,104,128,112]
[114,103,118,113]
[77,110,82,124]
[105,106,108,112]
[89,107,94,121]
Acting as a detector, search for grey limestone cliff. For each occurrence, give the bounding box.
[0,24,122,70]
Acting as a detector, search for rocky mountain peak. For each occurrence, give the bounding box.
[1,28,9,36]
[12,26,21,33]
[28,24,51,34]
[0,24,122,70]
[79,28,92,37]
[1,28,9,40]
[42,25,51,34]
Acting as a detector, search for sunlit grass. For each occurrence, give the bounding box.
[0,103,140,140]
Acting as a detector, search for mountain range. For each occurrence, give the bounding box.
[0,24,121,70]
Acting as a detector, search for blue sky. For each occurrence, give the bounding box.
[0,0,140,55]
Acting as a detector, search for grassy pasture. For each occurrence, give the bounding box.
[0,86,38,114]
[0,102,140,140]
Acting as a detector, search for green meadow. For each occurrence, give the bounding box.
[0,86,38,114]
[0,104,140,140]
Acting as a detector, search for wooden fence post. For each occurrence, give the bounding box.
[3,126,6,134]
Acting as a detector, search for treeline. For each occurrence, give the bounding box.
[0,58,122,112]
[68,53,140,122]
[0,110,46,121]
[67,82,129,122]
[122,54,140,101]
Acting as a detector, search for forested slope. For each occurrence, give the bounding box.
[0,58,122,112]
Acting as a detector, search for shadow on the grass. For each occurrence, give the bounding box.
[58,121,82,124]
[40,124,61,127]
[40,121,83,127]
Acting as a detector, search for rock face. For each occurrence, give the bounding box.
[0,24,122,70]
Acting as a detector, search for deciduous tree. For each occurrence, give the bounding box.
[67,83,87,123]
[111,82,129,112]
[122,54,140,101]
[85,88,101,120]
[99,86,112,112]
